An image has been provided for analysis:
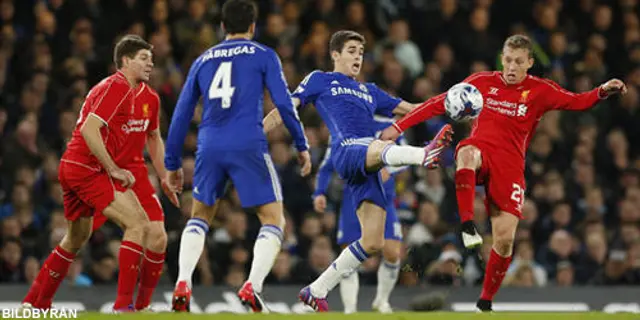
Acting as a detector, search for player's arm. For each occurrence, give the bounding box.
[544,78,627,111]
[164,61,201,172]
[81,83,135,186]
[263,97,302,134]
[81,114,119,173]
[312,146,334,213]
[390,93,447,135]
[264,51,308,152]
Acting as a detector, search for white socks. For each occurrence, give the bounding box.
[177,218,210,288]
[374,259,400,305]
[247,224,283,293]
[310,241,370,298]
[381,145,425,166]
[340,270,359,314]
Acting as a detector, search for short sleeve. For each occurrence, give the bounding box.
[90,81,130,125]
[370,84,401,117]
[292,70,325,107]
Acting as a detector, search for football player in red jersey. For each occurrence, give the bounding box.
[21,35,156,312]
[89,81,179,311]
[381,35,627,312]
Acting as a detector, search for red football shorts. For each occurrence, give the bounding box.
[456,138,525,219]
[92,167,164,231]
[59,161,116,221]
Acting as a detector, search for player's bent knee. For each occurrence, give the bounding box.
[366,140,393,170]
[147,222,167,252]
[456,146,481,170]
[191,199,217,225]
[382,240,401,263]
[256,201,285,228]
[361,237,385,253]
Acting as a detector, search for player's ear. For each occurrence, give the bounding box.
[527,57,534,69]
[249,23,256,36]
[220,22,226,34]
[330,50,340,62]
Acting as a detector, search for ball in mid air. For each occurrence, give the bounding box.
[444,82,483,121]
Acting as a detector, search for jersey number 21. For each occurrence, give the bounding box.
[208,61,235,109]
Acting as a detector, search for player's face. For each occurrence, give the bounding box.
[126,49,154,82]
[333,40,364,77]
[500,46,533,84]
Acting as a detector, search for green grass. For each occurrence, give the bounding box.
[68,312,639,320]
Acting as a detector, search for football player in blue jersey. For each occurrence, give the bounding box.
[263,30,453,311]
[313,116,408,314]
[164,0,311,313]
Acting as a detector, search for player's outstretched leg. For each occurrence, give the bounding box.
[372,239,401,313]
[455,145,483,248]
[172,200,217,312]
[299,201,386,312]
[23,218,92,310]
[375,124,453,169]
[477,211,518,312]
[237,201,285,313]
[135,221,168,311]
[102,190,152,312]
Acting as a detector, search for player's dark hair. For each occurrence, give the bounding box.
[329,30,366,54]
[113,35,152,69]
[503,34,533,58]
[222,0,258,35]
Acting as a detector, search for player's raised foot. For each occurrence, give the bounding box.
[423,124,454,168]
[298,286,329,312]
[237,281,269,313]
[171,281,191,312]
[372,299,393,314]
[476,299,493,313]
[461,221,483,249]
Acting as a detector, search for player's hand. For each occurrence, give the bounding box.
[313,194,327,213]
[298,151,312,177]
[109,168,135,188]
[166,169,184,194]
[380,125,401,141]
[601,79,628,96]
[161,178,180,208]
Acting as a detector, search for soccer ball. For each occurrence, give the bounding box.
[444,82,484,121]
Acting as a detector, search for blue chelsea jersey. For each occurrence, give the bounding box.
[292,71,401,144]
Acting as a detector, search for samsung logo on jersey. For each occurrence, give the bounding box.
[331,87,373,103]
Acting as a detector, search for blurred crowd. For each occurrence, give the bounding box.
[1,0,640,290]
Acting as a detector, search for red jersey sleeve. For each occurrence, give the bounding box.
[394,93,446,132]
[539,78,606,112]
[90,80,131,125]
[148,88,161,131]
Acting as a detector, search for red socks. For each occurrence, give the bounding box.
[455,168,476,223]
[33,246,76,309]
[113,241,144,310]
[134,250,165,310]
[480,249,513,301]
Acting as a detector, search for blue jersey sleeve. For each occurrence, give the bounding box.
[292,71,324,107]
[265,50,308,152]
[369,84,402,117]
[313,146,334,197]
[165,59,202,170]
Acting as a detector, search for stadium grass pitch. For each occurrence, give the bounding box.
[73,312,639,319]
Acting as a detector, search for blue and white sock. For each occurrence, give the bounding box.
[247,224,283,293]
[310,240,370,298]
[177,218,209,288]
[374,259,400,305]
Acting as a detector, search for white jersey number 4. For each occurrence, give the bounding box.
[208,61,235,109]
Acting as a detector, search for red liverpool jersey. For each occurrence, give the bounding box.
[62,71,135,170]
[115,82,160,169]
[396,71,607,165]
